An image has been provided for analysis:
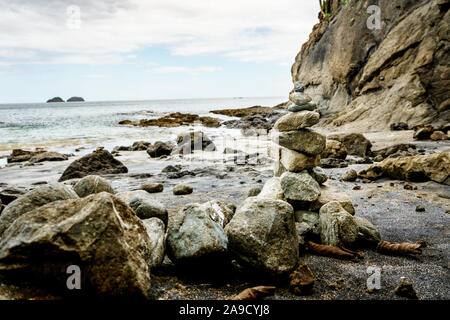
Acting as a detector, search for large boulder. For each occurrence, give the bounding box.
[319,201,359,247]
[73,175,115,198]
[292,0,449,130]
[280,171,321,202]
[59,148,128,182]
[271,130,326,156]
[0,193,152,297]
[321,140,348,160]
[7,149,45,163]
[166,203,228,267]
[0,184,78,238]
[358,151,450,185]
[117,191,168,225]
[274,111,320,131]
[142,218,166,268]
[225,198,299,275]
[147,141,174,158]
[327,133,372,157]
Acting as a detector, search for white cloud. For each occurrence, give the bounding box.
[0,0,320,66]
[152,66,222,74]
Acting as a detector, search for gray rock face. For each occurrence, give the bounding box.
[142,218,166,267]
[280,171,321,202]
[225,198,299,275]
[141,183,164,194]
[319,201,359,247]
[73,175,115,198]
[117,190,168,225]
[0,184,78,238]
[173,183,193,195]
[272,130,326,156]
[166,203,228,266]
[0,193,152,297]
[289,92,312,105]
[354,216,381,246]
[59,148,128,182]
[274,111,320,131]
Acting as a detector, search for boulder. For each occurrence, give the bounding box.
[225,198,299,275]
[257,177,285,201]
[272,130,326,156]
[117,190,168,225]
[141,183,164,194]
[413,126,434,140]
[294,210,320,236]
[319,201,359,247]
[310,185,355,215]
[342,169,357,182]
[358,151,450,185]
[247,186,262,197]
[142,218,166,267]
[289,92,312,105]
[430,131,448,141]
[390,122,410,131]
[354,216,381,247]
[274,111,320,131]
[311,167,328,185]
[0,193,152,297]
[173,131,216,155]
[166,203,228,267]
[0,184,78,238]
[29,152,68,163]
[321,140,347,160]
[278,146,320,173]
[73,175,115,198]
[59,148,128,182]
[147,141,174,158]
[327,133,372,157]
[7,149,45,163]
[372,144,418,160]
[173,183,193,195]
[280,171,321,202]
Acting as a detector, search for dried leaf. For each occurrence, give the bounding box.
[231,286,276,300]
[376,240,425,255]
[306,241,359,260]
[289,263,315,295]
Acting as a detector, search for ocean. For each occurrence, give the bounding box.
[0,97,284,155]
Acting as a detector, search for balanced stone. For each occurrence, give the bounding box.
[271,144,320,173]
[288,103,317,113]
[280,171,321,202]
[289,92,312,105]
[319,201,359,247]
[274,111,320,132]
[272,129,326,156]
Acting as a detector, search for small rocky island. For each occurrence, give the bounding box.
[67,97,85,102]
[46,97,64,103]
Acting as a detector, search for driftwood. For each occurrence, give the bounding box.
[231,286,276,300]
[376,240,426,255]
[289,263,315,295]
[306,241,363,260]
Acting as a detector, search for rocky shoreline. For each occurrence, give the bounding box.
[0,97,449,300]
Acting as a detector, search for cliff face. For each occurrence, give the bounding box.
[292,0,449,131]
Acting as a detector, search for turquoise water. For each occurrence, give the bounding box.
[0,97,283,152]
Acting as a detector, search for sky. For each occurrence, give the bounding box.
[0,0,320,103]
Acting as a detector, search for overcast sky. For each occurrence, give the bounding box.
[0,0,320,103]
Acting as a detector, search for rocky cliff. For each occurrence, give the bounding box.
[292,0,449,130]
